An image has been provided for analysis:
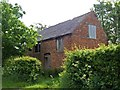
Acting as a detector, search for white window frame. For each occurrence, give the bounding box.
[88,25,96,39]
[56,37,63,52]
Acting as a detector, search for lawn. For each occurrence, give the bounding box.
[2,75,60,89]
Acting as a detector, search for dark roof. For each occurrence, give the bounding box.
[38,11,93,41]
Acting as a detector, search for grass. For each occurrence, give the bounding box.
[2,75,60,89]
[2,76,30,88]
[25,76,60,88]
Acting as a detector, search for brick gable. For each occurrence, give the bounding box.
[27,11,108,69]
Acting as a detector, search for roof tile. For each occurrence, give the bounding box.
[38,11,92,41]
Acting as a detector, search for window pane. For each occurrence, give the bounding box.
[56,39,59,50]
[88,25,96,39]
[38,43,41,52]
[35,43,41,52]
[56,38,63,52]
[35,45,38,52]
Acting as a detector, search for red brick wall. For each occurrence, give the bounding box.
[28,12,108,69]
[71,12,108,49]
[40,35,72,69]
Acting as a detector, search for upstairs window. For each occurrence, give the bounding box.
[56,37,63,52]
[35,43,41,52]
[88,25,96,39]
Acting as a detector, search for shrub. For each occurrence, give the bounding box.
[4,56,42,82]
[90,44,120,89]
[60,44,120,89]
[42,68,63,77]
[60,49,94,88]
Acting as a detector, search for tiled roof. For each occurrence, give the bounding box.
[38,11,92,41]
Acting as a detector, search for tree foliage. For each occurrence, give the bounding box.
[93,0,120,44]
[1,1,38,61]
[4,56,42,82]
[60,44,120,89]
[30,23,47,32]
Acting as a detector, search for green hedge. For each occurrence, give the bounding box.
[43,68,63,77]
[60,44,120,89]
[4,56,42,82]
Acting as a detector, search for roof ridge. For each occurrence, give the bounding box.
[72,11,92,20]
[38,11,93,41]
[45,11,93,30]
[46,19,71,30]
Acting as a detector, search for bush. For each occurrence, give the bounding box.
[4,56,42,82]
[90,44,120,89]
[60,49,93,88]
[43,68,63,77]
[60,44,120,89]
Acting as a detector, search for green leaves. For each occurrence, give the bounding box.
[4,56,42,82]
[60,44,120,89]
[93,0,120,44]
[1,1,38,61]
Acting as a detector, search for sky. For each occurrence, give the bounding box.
[8,0,98,26]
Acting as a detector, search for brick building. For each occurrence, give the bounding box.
[28,11,108,69]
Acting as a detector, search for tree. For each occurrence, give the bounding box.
[93,0,120,44]
[1,1,38,61]
[30,23,47,32]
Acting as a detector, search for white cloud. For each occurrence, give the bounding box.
[8,0,98,26]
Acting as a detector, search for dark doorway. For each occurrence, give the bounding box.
[44,53,51,69]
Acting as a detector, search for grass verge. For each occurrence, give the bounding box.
[2,75,60,89]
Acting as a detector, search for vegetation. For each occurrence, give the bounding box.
[30,23,47,32]
[93,0,120,44]
[2,45,120,89]
[3,56,61,88]
[43,68,63,77]
[60,44,120,89]
[3,56,42,82]
[2,75,60,88]
[2,0,120,89]
[1,1,38,62]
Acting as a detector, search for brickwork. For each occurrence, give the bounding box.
[28,12,108,69]
[71,12,108,49]
[40,35,72,68]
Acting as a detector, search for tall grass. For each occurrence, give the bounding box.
[2,75,60,89]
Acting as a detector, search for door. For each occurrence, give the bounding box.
[44,53,51,69]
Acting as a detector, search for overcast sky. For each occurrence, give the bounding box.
[8,0,98,26]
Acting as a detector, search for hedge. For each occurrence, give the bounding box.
[4,56,42,82]
[60,44,120,89]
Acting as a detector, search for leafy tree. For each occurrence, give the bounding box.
[0,1,2,67]
[30,23,47,31]
[93,0,120,44]
[1,1,38,62]
[29,23,47,41]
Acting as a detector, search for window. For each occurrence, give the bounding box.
[35,43,41,52]
[88,25,96,39]
[56,38,63,52]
